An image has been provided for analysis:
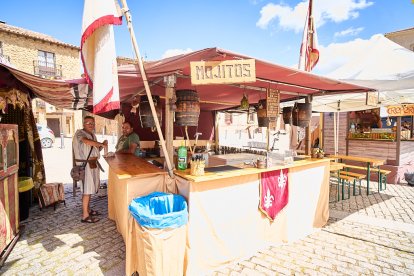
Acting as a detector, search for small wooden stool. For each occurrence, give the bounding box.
[38,182,66,210]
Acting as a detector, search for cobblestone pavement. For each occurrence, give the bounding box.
[1,180,414,275]
[1,186,125,275]
[212,181,414,276]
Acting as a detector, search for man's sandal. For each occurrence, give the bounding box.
[81,216,100,223]
[89,209,101,216]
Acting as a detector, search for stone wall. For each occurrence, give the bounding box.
[0,31,80,79]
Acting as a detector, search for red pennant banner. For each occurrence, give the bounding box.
[259,169,289,221]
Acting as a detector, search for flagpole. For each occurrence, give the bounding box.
[119,0,174,177]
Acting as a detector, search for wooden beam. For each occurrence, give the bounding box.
[319,112,324,149]
[396,116,401,166]
[305,96,312,155]
[346,112,349,155]
[164,75,176,169]
[215,111,220,154]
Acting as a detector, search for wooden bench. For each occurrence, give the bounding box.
[342,164,391,193]
[342,164,391,174]
[330,173,356,200]
[339,171,365,196]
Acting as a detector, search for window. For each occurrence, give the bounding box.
[36,50,58,78]
[0,41,10,64]
[38,50,56,69]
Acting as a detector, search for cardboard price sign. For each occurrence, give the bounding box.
[266,89,280,118]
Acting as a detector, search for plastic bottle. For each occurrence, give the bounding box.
[177,143,188,170]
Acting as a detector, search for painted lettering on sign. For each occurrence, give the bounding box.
[366,92,379,107]
[266,88,280,118]
[387,104,414,116]
[190,59,256,85]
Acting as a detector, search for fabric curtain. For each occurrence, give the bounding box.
[0,88,46,192]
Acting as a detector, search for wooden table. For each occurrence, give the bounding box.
[329,162,344,172]
[330,155,385,194]
[330,155,385,167]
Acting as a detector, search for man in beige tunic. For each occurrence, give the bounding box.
[73,116,108,223]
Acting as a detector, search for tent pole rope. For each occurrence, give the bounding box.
[120,0,174,177]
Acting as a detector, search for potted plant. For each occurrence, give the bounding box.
[317,148,325,159]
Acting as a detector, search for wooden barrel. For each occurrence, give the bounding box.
[257,99,278,127]
[257,100,267,127]
[292,103,312,128]
[175,90,200,126]
[139,95,162,128]
[283,106,293,125]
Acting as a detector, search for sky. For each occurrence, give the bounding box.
[1,0,413,75]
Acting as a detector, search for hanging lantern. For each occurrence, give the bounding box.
[257,99,268,127]
[386,117,391,127]
[130,96,139,114]
[240,93,249,110]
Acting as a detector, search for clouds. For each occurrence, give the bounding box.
[256,0,373,32]
[315,35,374,75]
[161,48,193,59]
[334,27,364,37]
[256,2,307,32]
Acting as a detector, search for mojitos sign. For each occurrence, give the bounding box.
[387,104,414,116]
[190,59,256,85]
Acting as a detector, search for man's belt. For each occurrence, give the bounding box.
[75,158,105,172]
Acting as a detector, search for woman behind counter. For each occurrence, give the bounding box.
[115,121,141,157]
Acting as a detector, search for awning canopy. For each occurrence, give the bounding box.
[311,35,414,112]
[0,47,373,115]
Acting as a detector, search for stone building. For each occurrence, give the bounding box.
[385,27,414,51]
[0,21,124,138]
[0,20,82,137]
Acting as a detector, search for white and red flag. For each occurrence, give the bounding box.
[298,0,319,72]
[81,0,122,114]
[259,169,289,221]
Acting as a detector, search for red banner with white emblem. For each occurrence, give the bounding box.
[259,169,289,221]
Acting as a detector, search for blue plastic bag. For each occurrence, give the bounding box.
[129,192,188,229]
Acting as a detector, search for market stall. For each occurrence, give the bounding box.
[109,154,330,275]
[0,47,372,275]
[173,158,330,274]
[322,107,414,184]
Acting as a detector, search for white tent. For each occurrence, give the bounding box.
[312,34,414,112]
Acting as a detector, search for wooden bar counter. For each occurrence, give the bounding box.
[175,158,330,182]
[174,158,331,275]
[105,153,167,240]
[107,154,331,275]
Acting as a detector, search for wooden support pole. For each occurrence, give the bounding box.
[164,75,176,170]
[305,96,312,155]
[215,111,219,154]
[319,112,324,149]
[396,116,401,166]
[120,0,174,177]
